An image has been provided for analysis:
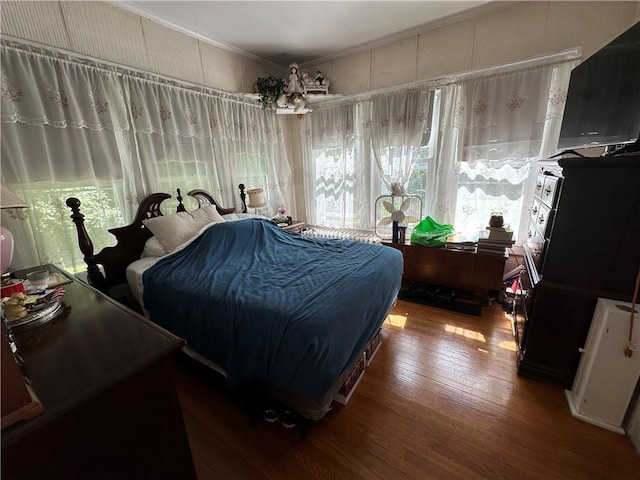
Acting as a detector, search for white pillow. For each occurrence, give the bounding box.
[142,205,225,253]
[141,237,168,258]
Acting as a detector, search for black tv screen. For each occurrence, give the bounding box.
[558,22,640,150]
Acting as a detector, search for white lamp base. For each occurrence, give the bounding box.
[0,225,15,273]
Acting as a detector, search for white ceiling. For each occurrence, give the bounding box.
[112,1,492,68]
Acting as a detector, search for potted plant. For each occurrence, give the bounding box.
[255,76,285,110]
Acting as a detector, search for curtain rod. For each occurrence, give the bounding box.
[1,36,580,112]
[0,36,261,109]
[314,48,581,109]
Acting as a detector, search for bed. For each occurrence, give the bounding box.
[66,187,403,421]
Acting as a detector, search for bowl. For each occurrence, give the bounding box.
[26,269,50,287]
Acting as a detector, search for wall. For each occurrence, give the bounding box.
[307,1,640,95]
[0,1,283,93]
[2,2,638,98]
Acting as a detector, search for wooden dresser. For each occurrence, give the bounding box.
[517,154,640,387]
[1,265,196,480]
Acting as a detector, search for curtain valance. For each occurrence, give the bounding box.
[1,41,129,131]
[125,77,283,143]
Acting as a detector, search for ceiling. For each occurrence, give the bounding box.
[112,1,492,68]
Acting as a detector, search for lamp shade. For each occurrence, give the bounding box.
[246,188,266,208]
[1,186,27,209]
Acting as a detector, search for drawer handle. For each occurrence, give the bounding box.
[538,214,545,224]
[528,231,533,238]
[544,186,552,195]
[536,183,542,191]
[532,207,538,215]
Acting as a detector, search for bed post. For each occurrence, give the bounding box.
[239,184,247,213]
[176,188,186,213]
[65,197,106,289]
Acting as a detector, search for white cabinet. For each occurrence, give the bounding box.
[565,298,640,433]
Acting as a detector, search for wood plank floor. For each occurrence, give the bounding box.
[173,300,640,479]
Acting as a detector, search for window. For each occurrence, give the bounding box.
[312,146,362,228]
[21,183,126,273]
[455,163,527,236]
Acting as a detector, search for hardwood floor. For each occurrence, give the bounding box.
[173,300,640,479]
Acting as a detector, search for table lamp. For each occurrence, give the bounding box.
[246,187,266,214]
[1,185,28,273]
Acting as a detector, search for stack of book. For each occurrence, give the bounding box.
[477,227,514,255]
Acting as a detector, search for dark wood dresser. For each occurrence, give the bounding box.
[1,265,196,480]
[517,154,640,387]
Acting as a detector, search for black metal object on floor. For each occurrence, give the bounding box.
[398,281,483,317]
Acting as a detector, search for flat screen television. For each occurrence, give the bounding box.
[558,22,640,150]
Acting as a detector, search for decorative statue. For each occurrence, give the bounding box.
[314,70,329,87]
[301,70,315,87]
[287,63,304,94]
[3,292,28,321]
[275,93,290,109]
[290,92,310,113]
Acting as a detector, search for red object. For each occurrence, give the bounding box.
[1,279,25,298]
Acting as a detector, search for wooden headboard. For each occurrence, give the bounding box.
[66,187,242,291]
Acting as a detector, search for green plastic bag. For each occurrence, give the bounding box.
[410,216,454,247]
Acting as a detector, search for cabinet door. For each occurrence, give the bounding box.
[518,283,596,387]
[403,247,471,290]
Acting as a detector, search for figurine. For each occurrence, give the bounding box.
[290,92,310,113]
[301,70,315,87]
[314,70,329,87]
[3,292,28,321]
[276,93,290,109]
[287,63,304,94]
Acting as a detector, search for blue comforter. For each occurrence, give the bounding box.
[143,219,403,402]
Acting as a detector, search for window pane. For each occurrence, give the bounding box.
[455,164,526,236]
[313,147,361,228]
[25,183,126,273]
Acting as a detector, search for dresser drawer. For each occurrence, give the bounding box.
[526,223,546,272]
[535,202,555,238]
[534,175,545,198]
[531,199,541,224]
[541,175,561,208]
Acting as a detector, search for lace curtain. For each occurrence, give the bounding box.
[0,40,292,270]
[1,42,139,270]
[301,103,369,228]
[366,89,433,194]
[124,76,290,212]
[301,89,434,229]
[434,54,577,239]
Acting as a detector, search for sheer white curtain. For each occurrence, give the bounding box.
[434,53,577,240]
[301,102,372,228]
[1,41,138,271]
[302,89,434,230]
[125,76,291,214]
[367,89,433,194]
[1,40,294,270]
[211,98,292,216]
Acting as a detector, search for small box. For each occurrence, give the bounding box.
[334,353,366,405]
[365,329,383,367]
